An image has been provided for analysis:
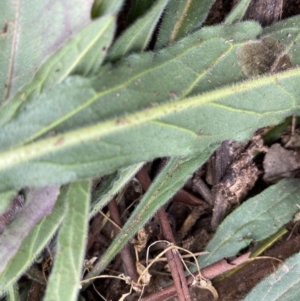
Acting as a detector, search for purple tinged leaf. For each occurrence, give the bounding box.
[0,185,60,274]
[0,194,25,234]
[0,0,93,102]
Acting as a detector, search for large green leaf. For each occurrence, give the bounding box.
[199,179,300,268]
[243,252,300,301]
[0,22,260,184]
[0,0,93,102]
[44,181,90,301]
[0,190,65,296]
[1,21,261,143]
[156,0,216,48]
[0,21,299,192]
[0,64,299,191]
[1,22,261,150]
[2,51,300,190]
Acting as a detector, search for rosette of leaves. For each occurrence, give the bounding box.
[1,0,300,300]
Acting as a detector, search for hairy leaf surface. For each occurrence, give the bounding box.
[199,179,300,267]
[0,21,261,144]
[0,187,64,295]
[156,0,216,48]
[0,0,92,102]
[262,15,300,65]
[243,252,300,301]
[0,186,60,274]
[0,65,300,190]
[0,16,115,127]
[0,22,299,193]
[44,181,90,301]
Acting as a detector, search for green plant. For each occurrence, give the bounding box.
[1,0,300,300]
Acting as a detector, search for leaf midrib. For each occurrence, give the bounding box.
[4,0,20,102]
[21,37,235,145]
[0,66,298,171]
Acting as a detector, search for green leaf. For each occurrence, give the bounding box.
[243,252,300,301]
[0,22,260,150]
[0,0,93,102]
[44,181,90,301]
[199,179,300,268]
[0,186,60,275]
[0,191,65,296]
[91,0,125,18]
[0,190,16,214]
[73,16,116,76]
[156,0,216,48]
[6,284,19,301]
[85,153,212,282]
[107,0,170,62]
[262,15,300,65]
[0,15,116,127]
[224,0,251,24]
[0,63,300,190]
[90,163,144,219]
[0,22,261,151]
[0,62,299,191]
[0,73,298,188]
[0,22,263,190]
[2,21,300,193]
